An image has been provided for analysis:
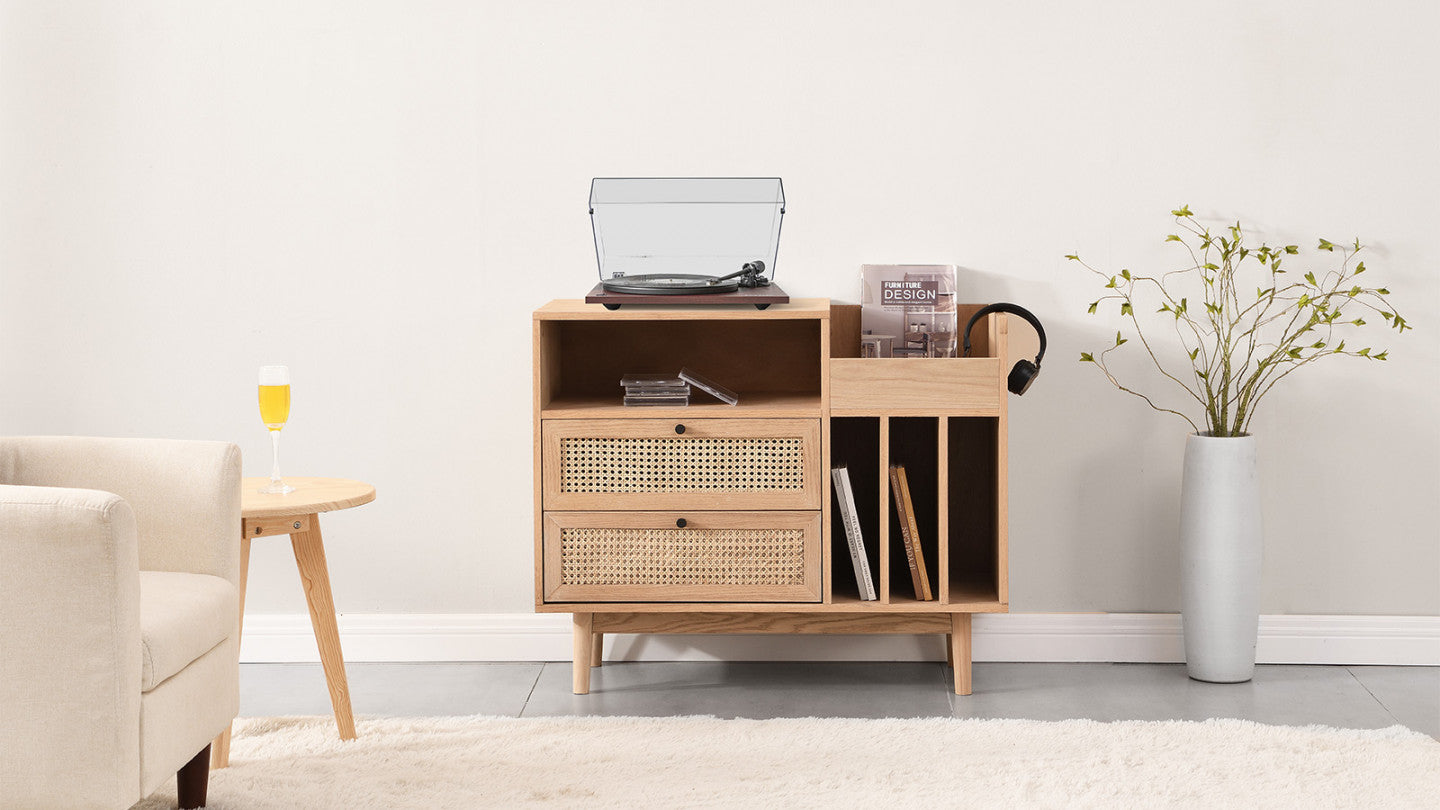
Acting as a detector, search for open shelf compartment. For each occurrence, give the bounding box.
[537,317,823,416]
[828,303,1005,415]
[947,416,1001,605]
[826,414,1003,610]
[887,417,942,605]
[829,417,881,603]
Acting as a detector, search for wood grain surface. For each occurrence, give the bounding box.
[241,477,375,519]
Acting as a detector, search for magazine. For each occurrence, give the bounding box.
[859,264,959,358]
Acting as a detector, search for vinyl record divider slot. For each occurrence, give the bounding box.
[887,417,940,603]
[828,417,881,602]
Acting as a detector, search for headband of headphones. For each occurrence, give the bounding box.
[962,302,1046,364]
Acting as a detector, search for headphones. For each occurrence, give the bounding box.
[962,303,1047,396]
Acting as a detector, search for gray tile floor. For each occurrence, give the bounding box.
[241,661,1439,738]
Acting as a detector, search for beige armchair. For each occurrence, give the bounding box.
[0,437,242,810]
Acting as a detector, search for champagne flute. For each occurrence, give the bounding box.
[258,365,296,494]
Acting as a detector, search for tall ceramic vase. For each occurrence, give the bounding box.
[1179,432,1261,683]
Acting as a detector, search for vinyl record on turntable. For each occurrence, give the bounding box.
[601,273,739,295]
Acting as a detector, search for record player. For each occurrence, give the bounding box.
[585,177,789,310]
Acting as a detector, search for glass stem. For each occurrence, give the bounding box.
[270,429,283,486]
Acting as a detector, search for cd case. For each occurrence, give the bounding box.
[621,372,690,407]
[679,367,739,405]
[620,373,689,389]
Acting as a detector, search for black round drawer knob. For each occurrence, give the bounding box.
[675,518,688,528]
[674,424,686,434]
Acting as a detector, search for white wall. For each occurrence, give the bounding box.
[3,1,1436,619]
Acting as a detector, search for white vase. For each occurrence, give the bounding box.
[1179,432,1262,683]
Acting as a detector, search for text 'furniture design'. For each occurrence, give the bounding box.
[534,298,1009,695]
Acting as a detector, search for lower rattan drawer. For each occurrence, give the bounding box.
[542,511,821,603]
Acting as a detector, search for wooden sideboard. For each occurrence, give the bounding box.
[533,298,1009,695]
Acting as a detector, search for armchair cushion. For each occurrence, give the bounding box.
[139,572,237,692]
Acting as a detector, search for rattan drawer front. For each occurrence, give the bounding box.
[542,418,821,511]
[543,511,822,603]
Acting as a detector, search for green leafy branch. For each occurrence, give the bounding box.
[1070,206,1411,436]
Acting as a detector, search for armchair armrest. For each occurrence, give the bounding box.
[0,437,241,584]
[0,485,142,808]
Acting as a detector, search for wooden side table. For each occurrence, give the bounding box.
[212,477,376,769]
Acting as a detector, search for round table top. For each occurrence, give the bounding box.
[241,477,376,519]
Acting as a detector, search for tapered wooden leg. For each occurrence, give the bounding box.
[177,744,211,810]
[592,631,604,667]
[291,518,357,740]
[573,613,593,693]
[212,534,252,769]
[950,613,972,696]
[945,632,954,668]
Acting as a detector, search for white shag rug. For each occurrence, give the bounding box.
[136,715,1440,809]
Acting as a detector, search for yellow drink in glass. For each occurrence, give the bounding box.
[258,384,290,430]
[258,365,295,494]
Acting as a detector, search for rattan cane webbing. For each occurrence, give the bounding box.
[559,527,807,586]
[559,436,805,493]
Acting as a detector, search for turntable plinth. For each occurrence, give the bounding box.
[584,282,790,310]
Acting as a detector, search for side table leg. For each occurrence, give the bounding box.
[291,517,357,740]
[950,613,972,696]
[572,613,593,694]
[592,631,604,667]
[212,534,252,769]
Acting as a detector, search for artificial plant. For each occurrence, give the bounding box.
[1070,206,1410,436]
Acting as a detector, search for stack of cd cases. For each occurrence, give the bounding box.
[620,373,690,406]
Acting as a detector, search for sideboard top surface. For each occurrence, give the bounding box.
[534,297,832,321]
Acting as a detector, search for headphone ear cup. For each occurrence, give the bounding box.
[1007,360,1039,396]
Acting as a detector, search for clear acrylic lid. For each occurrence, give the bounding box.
[590,177,786,280]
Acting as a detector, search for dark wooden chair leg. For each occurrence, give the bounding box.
[177,743,211,809]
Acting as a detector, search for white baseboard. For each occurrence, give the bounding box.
[238,612,1440,666]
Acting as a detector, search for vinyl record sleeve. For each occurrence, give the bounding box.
[859,264,959,358]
